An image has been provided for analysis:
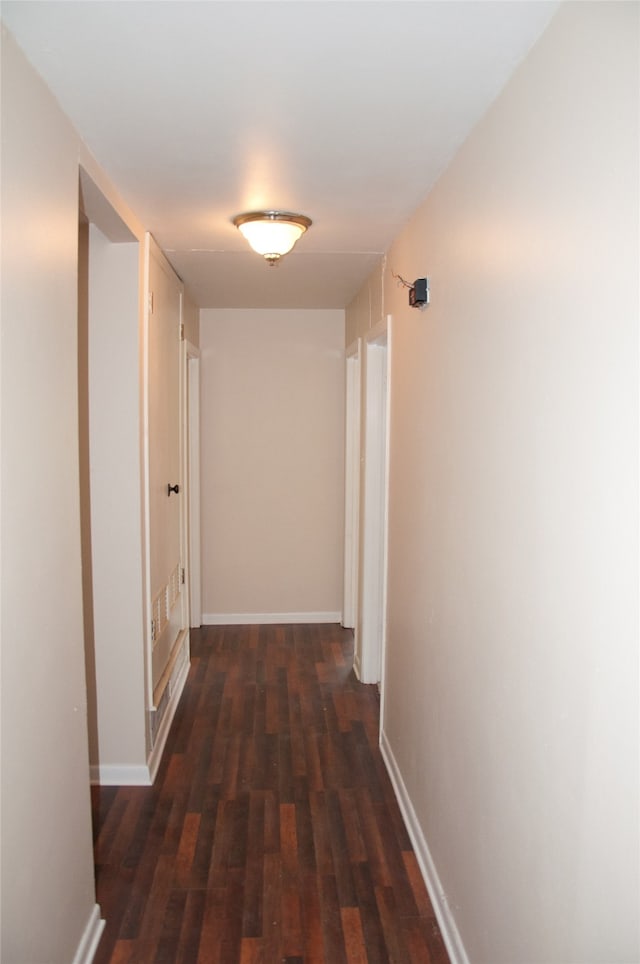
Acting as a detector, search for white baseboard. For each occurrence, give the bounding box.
[89,638,190,788]
[380,729,470,964]
[72,904,105,964]
[202,611,342,625]
[147,646,190,784]
[90,763,151,786]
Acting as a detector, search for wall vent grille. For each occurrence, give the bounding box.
[151,560,182,647]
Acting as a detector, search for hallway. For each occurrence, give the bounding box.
[91,624,450,963]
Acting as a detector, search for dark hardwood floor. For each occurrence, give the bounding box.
[91,623,450,963]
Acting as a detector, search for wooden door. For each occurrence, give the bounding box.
[146,238,185,697]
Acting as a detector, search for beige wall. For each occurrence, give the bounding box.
[85,224,147,774]
[182,287,200,346]
[347,4,639,962]
[345,258,384,346]
[1,27,99,962]
[200,309,345,620]
[1,24,166,961]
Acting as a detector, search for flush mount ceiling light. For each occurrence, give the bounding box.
[232,211,312,266]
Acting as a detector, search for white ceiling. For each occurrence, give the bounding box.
[1,0,558,308]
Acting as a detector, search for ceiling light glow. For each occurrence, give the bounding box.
[232,211,312,266]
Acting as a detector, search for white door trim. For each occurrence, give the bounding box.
[184,341,201,627]
[343,338,361,631]
[142,233,153,705]
[359,317,391,687]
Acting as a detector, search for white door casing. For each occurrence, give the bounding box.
[358,318,391,688]
[343,339,362,631]
[185,342,202,628]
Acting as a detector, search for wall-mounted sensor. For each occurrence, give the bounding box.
[409,278,430,309]
[391,270,430,310]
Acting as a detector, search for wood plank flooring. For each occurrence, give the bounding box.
[92,623,450,963]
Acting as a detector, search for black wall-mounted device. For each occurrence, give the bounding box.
[409,277,429,309]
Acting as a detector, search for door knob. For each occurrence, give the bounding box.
[167,483,180,496]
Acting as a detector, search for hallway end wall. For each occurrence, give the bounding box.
[200,308,345,623]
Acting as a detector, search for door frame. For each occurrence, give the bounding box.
[184,340,201,628]
[343,338,361,631]
[358,317,391,688]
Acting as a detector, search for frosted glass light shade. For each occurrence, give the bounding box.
[233,211,312,264]
[238,219,304,256]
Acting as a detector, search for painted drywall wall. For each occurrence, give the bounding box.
[85,223,147,773]
[79,218,99,764]
[200,309,345,621]
[0,23,168,960]
[183,288,200,347]
[345,259,383,348]
[347,3,639,962]
[0,27,100,962]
